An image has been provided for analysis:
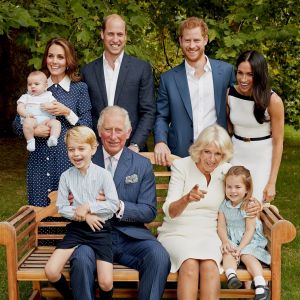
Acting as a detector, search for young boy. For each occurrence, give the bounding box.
[17,70,61,151]
[45,126,119,300]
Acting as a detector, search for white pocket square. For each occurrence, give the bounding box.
[125,174,138,184]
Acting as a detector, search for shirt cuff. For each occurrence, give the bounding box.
[115,200,124,219]
[65,110,79,125]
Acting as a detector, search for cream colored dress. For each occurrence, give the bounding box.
[157,157,231,273]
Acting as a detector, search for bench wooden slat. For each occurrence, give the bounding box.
[7,206,35,226]
[39,221,69,227]
[154,171,171,177]
[156,196,166,203]
[156,183,169,189]
[36,234,65,239]
[16,222,36,243]
[17,235,35,258]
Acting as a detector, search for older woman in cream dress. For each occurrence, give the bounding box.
[157,125,233,300]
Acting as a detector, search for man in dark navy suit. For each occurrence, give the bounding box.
[70,106,170,300]
[81,14,155,152]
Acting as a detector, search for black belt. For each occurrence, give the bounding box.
[233,133,272,142]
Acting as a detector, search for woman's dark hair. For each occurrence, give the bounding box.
[41,37,80,82]
[236,50,271,123]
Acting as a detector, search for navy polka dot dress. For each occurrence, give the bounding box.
[14,80,92,206]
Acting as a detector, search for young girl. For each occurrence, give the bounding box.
[45,126,119,300]
[217,166,270,300]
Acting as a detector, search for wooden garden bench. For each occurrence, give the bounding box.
[0,152,296,299]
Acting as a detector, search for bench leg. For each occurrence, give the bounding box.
[29,282,42,300]
[28,290,42,300]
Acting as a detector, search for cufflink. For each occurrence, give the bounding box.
[130,143,140,151]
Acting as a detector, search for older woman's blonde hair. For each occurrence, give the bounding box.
[189,125,233,163]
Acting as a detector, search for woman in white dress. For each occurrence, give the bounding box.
[227,50,284,202]
[158,125,239,300]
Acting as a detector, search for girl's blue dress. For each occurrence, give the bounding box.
[219,199,271,264]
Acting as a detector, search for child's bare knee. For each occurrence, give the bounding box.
[44,263,60,282]
[23,119,35,129]
[98,276,113,291]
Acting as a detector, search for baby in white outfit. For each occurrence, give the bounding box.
[17,71,61,151]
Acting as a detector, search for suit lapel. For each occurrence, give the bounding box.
[114,54,130,105]
[174,62,193,121]
[94,57,108,106]
[114,147,132,188]
[93,147,105,168]
[210,58,223,118]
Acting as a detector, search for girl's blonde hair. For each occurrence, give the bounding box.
[65,126,98,148]
[189,125,233,163]
[224,166,253,210]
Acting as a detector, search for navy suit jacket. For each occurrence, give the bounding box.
[154,59,235,158]
[81,53,156,149]
[92,147,156,240]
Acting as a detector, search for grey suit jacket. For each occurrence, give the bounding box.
[81,54,156,149]
[93,147,157,240]
[154,59,235,158]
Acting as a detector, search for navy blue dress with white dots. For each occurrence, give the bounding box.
[14,80,92,206]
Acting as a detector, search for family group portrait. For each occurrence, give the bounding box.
[0,1,299,300]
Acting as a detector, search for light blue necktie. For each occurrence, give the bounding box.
[107,156,115,177]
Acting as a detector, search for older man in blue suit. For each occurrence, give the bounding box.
[69,106,170,300]
[81,14,155,152]
[154,17,235,165]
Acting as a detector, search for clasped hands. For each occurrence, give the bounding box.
[221,241,241,262]
[69,192,106,232]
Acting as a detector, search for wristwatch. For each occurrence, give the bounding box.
[130,143,140,151]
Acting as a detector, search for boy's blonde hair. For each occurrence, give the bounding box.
[224,166,253,210]
[65,126,98,148]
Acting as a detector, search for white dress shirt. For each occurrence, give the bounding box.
[103,51,124,106]
[185,57,216,141]
[57,162,119,221]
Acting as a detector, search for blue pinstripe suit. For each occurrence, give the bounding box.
[70,147,171,300]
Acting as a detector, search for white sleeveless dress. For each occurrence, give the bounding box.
[228,86,272,202]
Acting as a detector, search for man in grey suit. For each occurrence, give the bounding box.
[81,14,155,152]
[154,17,235,165]
[70,106,171,300]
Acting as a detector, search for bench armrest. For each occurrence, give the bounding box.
[260,205,296,299]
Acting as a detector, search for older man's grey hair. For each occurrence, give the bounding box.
[97,105,132,131]
[189,124,233,163]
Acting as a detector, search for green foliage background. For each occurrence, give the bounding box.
[0,0,299,129]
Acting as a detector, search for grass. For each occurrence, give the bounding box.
[0,126,299,299]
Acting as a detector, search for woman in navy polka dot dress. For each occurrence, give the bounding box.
[14,38,92,207]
